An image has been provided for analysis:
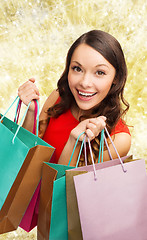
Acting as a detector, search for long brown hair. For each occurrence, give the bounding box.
[47,30,129,165]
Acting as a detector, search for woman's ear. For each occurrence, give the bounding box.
[112,76,117,85]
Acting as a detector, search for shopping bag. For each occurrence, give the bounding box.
[19,100,41,232]
[0,96,55,234]
[19,181,41,232]
[37,162,75,240]
[37,162,58,240]
[66,170,87,240]
[66,132,133,240]
[37,132,85,240]
[73,128,147,240]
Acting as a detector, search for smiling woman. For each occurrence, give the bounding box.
[68,43,116,113]
[0,0,146,238]
[18,30,131,167]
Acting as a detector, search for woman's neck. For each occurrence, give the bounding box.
[70,102,92,121]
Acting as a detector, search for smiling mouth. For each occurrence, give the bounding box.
[78,90,97,97]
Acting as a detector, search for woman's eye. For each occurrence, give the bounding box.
[96,71,105,76]
[72,66,82,72]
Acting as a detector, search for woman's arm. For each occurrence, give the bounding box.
[103,132,131,161]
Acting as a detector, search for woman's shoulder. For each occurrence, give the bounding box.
[43,89,59,109]
[45,89,60,106]
[39,89,59,121]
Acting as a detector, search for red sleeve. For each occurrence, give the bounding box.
[110,119,131,136]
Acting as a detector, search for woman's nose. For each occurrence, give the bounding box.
[79,73,92,88]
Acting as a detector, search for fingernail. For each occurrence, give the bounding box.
[91,133,94,138]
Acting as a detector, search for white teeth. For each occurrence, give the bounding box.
[78,91,95,97]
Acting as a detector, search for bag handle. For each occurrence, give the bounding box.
[84,136,87,166]
[70,130,105,168]
[83,130,105,167]
[69,129,104,169]
[14,98,39,136]
[68,132,85,167]
[97,129,115,162]
[98,129,105,163]
[14,98,22,124]
[87,127,127,180]
[0,96,19,122]
[104,127,127,172]
[96,127,127,172]
[33,100,38,135]
[104,134,113,160]
[97,129,113,163]
[83,132,104,180]
[87,136,98,180]
[0,96,39,143]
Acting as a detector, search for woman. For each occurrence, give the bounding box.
[18,30,131,166]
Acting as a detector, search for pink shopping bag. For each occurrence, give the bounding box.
[73,130,147,240]
[19,181,41,232]
[19,100,50,232]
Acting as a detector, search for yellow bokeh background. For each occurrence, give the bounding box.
[0,0,146,239]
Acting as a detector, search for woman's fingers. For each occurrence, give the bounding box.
[29,78,35,83]
[85,128,95,140]
[86,116,106,140]
[18,79,40,111]
[18,80,39,97]
[71,116,106,142]
[20,87,39,103]
[28,78,40,96]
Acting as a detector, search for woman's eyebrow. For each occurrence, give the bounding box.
[95,64,109,69]
[71,61,82,66]
[71,61,109,69]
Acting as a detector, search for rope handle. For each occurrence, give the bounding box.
[14,98,39,136]
[33,100,38,135]
[104,127,127,172]
[0,96,19,122]
[0,96,39,143]
[83,132,104,180]
[86,128,127,181]
[72,129,105,172]
[73,129,105,169]
[68,126,127,176]
[95,127,126,172]
[68,131,85,167]
[98,129,105,163]
[14,98,22,124]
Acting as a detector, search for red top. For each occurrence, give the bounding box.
[43,108,130,164]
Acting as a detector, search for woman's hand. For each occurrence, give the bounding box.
[70,116,106,142]
[58,116,106,166]
[18,78,40,111]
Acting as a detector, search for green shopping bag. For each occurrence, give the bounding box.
[37,132,85,240]
[49,133,85,240]
[37,162,75,240]
[0,96,54,214]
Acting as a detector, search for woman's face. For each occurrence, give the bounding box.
[68,43,116,114]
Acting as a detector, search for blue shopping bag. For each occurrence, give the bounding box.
[37,132,85,240]
[0,96,54,233]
